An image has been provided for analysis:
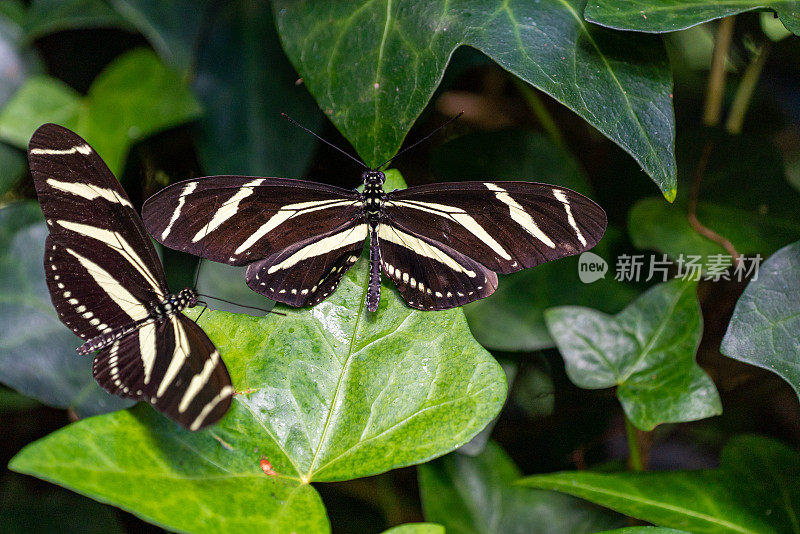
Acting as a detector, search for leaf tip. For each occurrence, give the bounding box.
[663,186,677,203]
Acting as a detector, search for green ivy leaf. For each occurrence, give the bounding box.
[0,143,25,196]
[721,241,800,402]
[192,0,322,177]
[598,529,690,534]
[9,406,331,533]
[0,48,201,175]
[545,279,721,430]
[24,0,132,40]
[9,246,505,530]
[585,0,800,35]
[419,441,623,533]
[382,524,445,534]
[0,202,131,416]
[519,434,800,534]
[273,0,677,199]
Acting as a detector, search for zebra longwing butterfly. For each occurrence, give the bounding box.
[29,123,233,431]
[141,142,607,312]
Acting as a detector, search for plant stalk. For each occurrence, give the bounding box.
[703,17,736,127]
[726,42,770,134]
[625,415,644,472]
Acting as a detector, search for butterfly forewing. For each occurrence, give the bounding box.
[30,123,232,430]
[384,182,607,274]
[142,175,363,266]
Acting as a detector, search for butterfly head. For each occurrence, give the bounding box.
[362,170,386,187]
[177,288,198,309]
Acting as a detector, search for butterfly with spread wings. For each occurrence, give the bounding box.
[142,139,607,312]
[30,123,233,431]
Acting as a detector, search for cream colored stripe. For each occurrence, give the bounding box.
[57,220,163,295]
[234,199,356,255]
[484,183,556,248]
[64,247,148,321]
[378,224,476,277]
[162,181,197,239]
[31,144,92,155]
[266,224,368,274]
[553,189,587,247]
[138,322,157,386]
[390,199,511,260]
[46,179,133,209]
[157,317,190,398]
[189,385,233,431]
[191,179,264,243]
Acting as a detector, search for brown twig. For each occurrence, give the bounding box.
[687,140,743,267]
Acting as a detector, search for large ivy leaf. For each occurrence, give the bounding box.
[0,48,201,175]
[9,244,506,530]
[519,434,800,533]
[0,202,131,416]
[193,0,322,177]
[545,279,721,430]
[584,0,800,35]
[721,241,800,401]
[273,0,677,199]
[431,130,637,351]
[419,441,623,533]
[10,406,331,533]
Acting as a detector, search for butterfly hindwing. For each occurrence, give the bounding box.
[384,182,606,274]
[245,221,367,306]
[377,221,498,310]
[142,175,363,266]
[92,315,233,430]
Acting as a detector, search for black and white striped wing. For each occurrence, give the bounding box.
[93,314,232,430]
[30,124,169,339]
[142,176,367,306]
[30,123,232,430]
[381,182,606,309]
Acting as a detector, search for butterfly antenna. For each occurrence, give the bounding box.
[196,294,285,316]
[281,113,368,170]
[375,111,464,170]
[192,194,220,291]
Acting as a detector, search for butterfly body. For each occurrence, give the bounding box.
[143,165,607,312]
[30,124,233,431]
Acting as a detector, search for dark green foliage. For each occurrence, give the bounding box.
[1,1,799,532]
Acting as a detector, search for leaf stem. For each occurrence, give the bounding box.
[688,139,742,266]
[514,78,568,151]
[725,42,770,135]
[625,415,644,472]
[703,17,736,127]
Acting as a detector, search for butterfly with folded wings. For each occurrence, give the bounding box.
[30,123,232,431]
[142,126,607,312]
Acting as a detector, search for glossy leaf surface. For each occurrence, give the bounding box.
[585,0,800,35]
[419,441,623,533]
[545,279,721,430]
[519,435,800,534]
[721,241,800,401]
[273,0,677,198]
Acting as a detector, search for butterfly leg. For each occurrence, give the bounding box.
[366,223,382,312]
